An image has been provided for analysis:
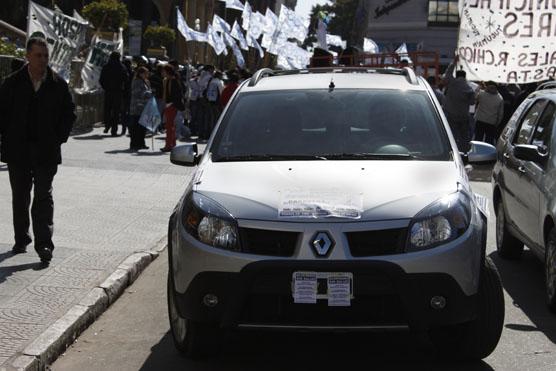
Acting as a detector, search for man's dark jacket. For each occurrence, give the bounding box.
[99,59,128,93]
[0,65,76,165]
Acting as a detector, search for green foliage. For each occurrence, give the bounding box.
[304,0,360,48]
[82,0,128,32]
[143,26,176,48]
[0,38,25,58]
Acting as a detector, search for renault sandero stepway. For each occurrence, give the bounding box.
[167,67,504,360]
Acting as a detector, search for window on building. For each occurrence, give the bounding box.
[428,0,459,26]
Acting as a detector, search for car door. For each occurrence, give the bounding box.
[526,102,556,249]
[501,99,547,242]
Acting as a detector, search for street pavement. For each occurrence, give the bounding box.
[0,127,194,368]
[50,173,556,371]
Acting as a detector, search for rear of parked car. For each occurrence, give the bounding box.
[167,68,504,360]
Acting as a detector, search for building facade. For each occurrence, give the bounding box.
[361,0,459,66]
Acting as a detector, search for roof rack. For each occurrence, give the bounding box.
[248,67,421,87]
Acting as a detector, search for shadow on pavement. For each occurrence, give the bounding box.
[73,134,111,140]
[139,330,494,371]
[0,262,49,284]
[0,251,14,264]
[0,164,7,172]
[104,149,135,154]
[489,251,556,344]
[135,151,168,157]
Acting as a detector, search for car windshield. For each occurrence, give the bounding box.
[211,89,451,162]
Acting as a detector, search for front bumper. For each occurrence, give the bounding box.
[169,205,486,331]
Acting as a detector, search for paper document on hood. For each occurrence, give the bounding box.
[279,189,363,219]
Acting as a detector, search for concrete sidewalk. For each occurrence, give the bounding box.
[0,127,194,369]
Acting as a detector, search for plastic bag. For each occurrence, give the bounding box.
[138,97,161,133]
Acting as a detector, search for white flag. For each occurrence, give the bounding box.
[212,14,231,34]
[242,2,252,31]
[247,33,264,58]
[363,37,379,53]
[277,42,311,70]
[207,24,227,55]
[278,6,308,42]
[27,1,88,82]
[263,8,278,36]
[219,0,244,11]
[231,20,248,51]
[176,9,207,42]
[317,20,328,50]
[395,42,413,64]
[248,11,266,39]
[223,32,245,68]
[327,34,346,49]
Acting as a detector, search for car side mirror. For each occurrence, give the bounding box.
[170,143,200,167]
[513,144,548,164]
[466,141,497,164]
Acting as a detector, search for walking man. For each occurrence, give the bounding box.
[0,37,76,263]
[99,51,128,136]
[443,55,475,152]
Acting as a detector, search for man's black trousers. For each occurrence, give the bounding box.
[8,162,58,251]
[104,91,122,135]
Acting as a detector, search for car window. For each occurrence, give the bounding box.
[211,89,451,161]
[514,100,546,145]
[531,102,556,150]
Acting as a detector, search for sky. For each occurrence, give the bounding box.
[295,0,330,21]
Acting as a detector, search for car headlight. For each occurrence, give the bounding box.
[182,192,240,251]
[406,192,472,252]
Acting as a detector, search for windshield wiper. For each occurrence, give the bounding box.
[321,153,421,160]
[212,154,330,162]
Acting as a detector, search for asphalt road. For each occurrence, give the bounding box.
[51,175,556,371]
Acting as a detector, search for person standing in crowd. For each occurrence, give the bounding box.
[99,51,128,136]
[220,72,239,109]
[129,66,152,151]
[121,58,133,136]
[442,55,475,152]
[0,37,75,263]
[202,70,224,140]
[161,64,185,152]
[188,69,202,137]
[474,81,504,145]
[149,63,164,132]
[198,65,215,140]
[426,76,445,107]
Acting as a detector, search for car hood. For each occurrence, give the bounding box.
[193,160,463,222]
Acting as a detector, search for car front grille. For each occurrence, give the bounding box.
[239,228,299,257]
[346,228,408,257]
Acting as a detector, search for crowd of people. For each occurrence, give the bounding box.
[98,52,251,152]
[431,55,548,152]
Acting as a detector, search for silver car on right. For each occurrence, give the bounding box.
[492,87,556,312]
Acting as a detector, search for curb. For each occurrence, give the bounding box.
[6,237,167,371]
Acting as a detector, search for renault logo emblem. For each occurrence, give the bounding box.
[311,232,334,257]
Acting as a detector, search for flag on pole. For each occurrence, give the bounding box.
[363,37,379,53]
[247,11,266,39]
[247,33,264,58]
[219,0,244,11]
[327,35,346,49]
[212,14,231,34]
[223,32,245,68]
[242,2,252,31]
[176,8,207,42]
[207,24,227,55]
[231,20,248,50]
[395,42,413,64]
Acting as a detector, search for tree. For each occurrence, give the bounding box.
[0,38,25,58]
[303,0,360,49]
[82,0,128,31]
[143,25,176,48]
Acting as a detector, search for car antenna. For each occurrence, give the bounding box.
[329,73,335,92]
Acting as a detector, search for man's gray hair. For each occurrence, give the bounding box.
[26,37,48,52]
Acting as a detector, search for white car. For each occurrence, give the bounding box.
[167,67,504,360]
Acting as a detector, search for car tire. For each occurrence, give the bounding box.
[167,275,222,358]
[545,228,556,313]
[496,201,524,260]
[429,256,505,360]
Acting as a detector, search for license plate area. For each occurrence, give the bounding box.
[292,271,353,306]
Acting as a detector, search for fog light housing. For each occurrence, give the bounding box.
[430,296,446,310]
[203,294,218,307]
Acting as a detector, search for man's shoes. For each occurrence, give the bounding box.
[160,147,172,152]
[103,127,110,134]
[111,132,119,137]
[11,244,27,254]
[139,145,149,150]
[37,247,52,264]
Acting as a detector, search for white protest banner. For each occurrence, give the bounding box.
[458,2,556,83]
[80,34,123,92]
[231,21,248,50]
[248,11,266,39]
[327,34,346,50]
[212,14,231,34]
[176,9,207,42]
[278,6,308,43]
[27,1,88,82]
